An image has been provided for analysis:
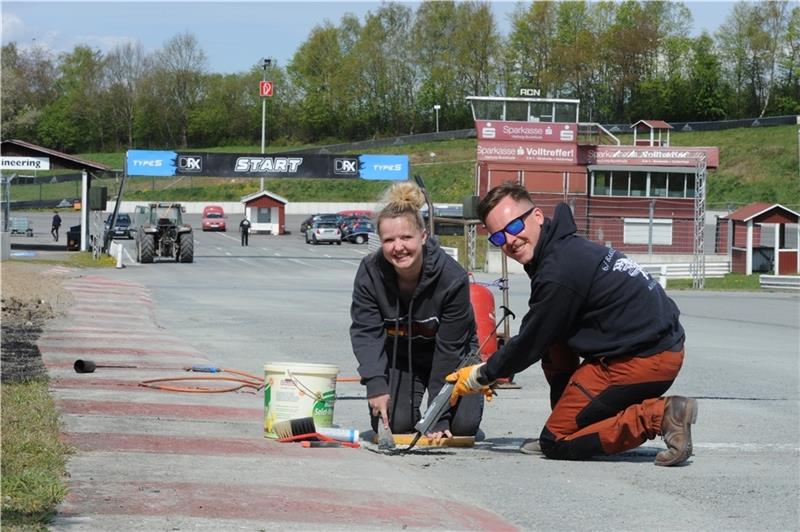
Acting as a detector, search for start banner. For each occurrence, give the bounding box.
[125,150,409,180]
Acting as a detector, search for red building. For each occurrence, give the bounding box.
[468,96,719,254]
[715,203,800,275]
[241,190,287,235]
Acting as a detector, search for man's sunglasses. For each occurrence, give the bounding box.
[488,207,534,247]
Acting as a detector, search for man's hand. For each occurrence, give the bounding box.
[427,429,452,445]
[445,363,493,406]
[368,393,391,428]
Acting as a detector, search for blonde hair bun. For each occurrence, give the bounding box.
[383,181,425,211]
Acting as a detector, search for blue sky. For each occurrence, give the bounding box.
[2,1,737,75]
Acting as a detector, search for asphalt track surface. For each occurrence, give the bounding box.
[11,212,800,530]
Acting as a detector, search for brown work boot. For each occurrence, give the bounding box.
[655,396,698,467]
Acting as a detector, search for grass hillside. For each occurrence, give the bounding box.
[12,125,799,208]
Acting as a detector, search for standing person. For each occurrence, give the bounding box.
[447,182,697,466]
[350,182,484,443]
[51,211,62,242]
[239,217,251,246]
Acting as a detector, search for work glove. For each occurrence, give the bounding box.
[445,363,494,406]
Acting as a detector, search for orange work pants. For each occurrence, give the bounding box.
[538,344,684,460]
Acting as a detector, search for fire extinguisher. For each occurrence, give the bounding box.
[469,276,497,362]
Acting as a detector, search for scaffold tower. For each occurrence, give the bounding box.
[692,153,708,289]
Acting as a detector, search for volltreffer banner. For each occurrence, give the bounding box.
[126,150,409,180]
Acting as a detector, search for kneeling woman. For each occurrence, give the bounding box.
[350,182,483,441]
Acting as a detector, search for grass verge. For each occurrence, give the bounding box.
[667,273,762,290]
[19,252,117,269]
[1,378,72,529]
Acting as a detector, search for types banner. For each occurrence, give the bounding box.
[125,150,410,180]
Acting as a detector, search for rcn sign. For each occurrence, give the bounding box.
[1,156,51,170]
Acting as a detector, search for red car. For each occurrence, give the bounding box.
[202,205,226,232]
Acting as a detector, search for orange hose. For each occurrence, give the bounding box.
[139,382,257,393]
[139,371,263,393]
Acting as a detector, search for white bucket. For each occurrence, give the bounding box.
[263,362,339,439]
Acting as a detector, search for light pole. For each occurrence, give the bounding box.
[260,57,271,191]
[433,104,441,133]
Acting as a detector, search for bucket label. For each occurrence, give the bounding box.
[312,390,336,427]
[264,368,337,438]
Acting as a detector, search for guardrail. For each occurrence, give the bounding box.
[759,275,800,290]
[642,262,730,288]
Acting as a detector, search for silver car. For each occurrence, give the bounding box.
[306,221,342,245]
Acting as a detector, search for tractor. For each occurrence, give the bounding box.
[133,203,194,263]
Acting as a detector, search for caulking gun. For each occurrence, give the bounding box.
[404,305,516,453]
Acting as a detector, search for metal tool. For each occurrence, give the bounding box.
[377,420,396,450]
[73,359,137,373]
[403,305,516,453]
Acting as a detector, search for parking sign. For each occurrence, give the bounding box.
[259,81,273,97]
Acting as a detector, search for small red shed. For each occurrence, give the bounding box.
[716,203,800,275]
[632,120,673,147]
[241,190,288,235]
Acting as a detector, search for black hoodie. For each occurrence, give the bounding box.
[481,203,685,383]
[350,238,477,423]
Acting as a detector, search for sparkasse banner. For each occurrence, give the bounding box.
[476,120,578,143]
[589,146,720,167]
[125,150,409,180]
[476,141,577,164]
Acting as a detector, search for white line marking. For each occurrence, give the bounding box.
[324,254,331,258]
[261,247,270,252]
[695,442,799,452]
[274,252,282,257]
[340,260,361,266]
[225,251,232,256]
[237,258,259,266]
[288,258,310,266]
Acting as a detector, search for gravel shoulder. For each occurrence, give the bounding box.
[1,261,73,382]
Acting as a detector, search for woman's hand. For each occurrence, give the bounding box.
[426,429,452,445]
[368,394,391,428]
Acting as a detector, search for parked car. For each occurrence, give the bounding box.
[105,213,133,239]
[300,213,341,234]
[338,215,371,233]
[306,221,342,245]
[342,220,376,244]
[202,205,226,231]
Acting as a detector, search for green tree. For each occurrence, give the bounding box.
[717,1,791,118]
[771,6,800,113]
[689,33,727,120]
[504,1,558,97]
[151,32,208,147]
[37,45,106,152]
[287,23,347,141]
[105,42,149,149]
[412,1,500,131]
[1,43,57,141]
